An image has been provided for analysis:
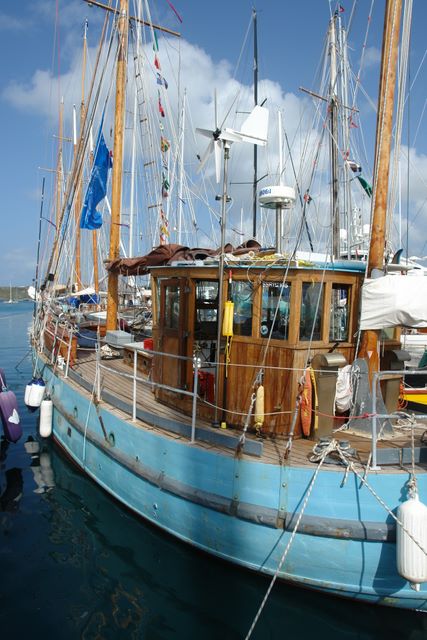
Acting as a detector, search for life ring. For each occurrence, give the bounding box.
[300,368,313,437]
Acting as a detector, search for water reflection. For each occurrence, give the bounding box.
[1,428,426,639]
[29,445,427,639]
[24,436,55,494]
[0,437,23,512]
[2,301,426,637]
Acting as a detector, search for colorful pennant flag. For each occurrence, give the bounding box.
[161,136,170,152]
[357,175,372,197]
[347,160,362,173]
[160,208,169,244]
[158,93,165,117]
[156,73,169,90]
[162,173,170,197]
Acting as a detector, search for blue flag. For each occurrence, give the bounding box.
[80,131,112,230]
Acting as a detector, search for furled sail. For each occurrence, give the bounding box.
[360,275,427,329]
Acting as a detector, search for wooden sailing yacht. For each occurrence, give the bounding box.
[29,0,427,613]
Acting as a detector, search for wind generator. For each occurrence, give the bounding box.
[196,96,269,426]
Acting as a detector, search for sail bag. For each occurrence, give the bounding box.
[360,275,427,330]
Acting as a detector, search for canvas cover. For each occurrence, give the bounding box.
[105,241,262,276]
[360,275,427,330]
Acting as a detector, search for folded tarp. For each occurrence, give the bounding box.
[105,241,262,276]
[360,275,427,330]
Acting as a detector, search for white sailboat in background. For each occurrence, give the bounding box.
[4,283,18,304]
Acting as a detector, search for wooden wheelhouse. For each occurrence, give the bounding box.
[150,262,367,437]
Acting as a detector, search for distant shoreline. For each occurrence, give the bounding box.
[0,286,30,301]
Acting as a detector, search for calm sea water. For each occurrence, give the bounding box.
[0,301,426,639]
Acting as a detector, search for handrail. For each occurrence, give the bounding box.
[95,354,202,443]
[44,320,427,452]
[371,368,427,470]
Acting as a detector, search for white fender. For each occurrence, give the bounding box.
[24,381,33,406]
[27,378,46,408]
[39,399,53,438]
[396,494,427,590]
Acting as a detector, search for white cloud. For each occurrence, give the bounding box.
[363,46,381,69]
[0,12,27,31]
[6,24,413,257]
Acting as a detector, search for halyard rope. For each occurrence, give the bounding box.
[244,439,335,639]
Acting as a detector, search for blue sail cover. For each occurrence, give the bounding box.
[80,132,112,230]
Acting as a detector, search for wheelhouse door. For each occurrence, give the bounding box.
[157,278,188,405]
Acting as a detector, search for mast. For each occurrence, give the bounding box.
[213,141,231,426]
[89,129,100,295]
[129,7,141,260]
[73,104,81,287]
[337,16,352,259]
[359,0,403,369]
[53,98,64,270]
[329,14,340,258]
[73,19,88,290]
[252,8,258,239]
[106,0,129,331]
[177,89,186,245]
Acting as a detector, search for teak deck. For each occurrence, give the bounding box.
[68,349,427,474]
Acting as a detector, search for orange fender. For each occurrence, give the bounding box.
[300,368,313,437]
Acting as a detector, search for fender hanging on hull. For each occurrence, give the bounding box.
[0,389,22,443]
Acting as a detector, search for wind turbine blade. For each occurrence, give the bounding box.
[197,139,214,173]
[239,105,269,145]
[220,129,244,143]
[214,139,222,183]
[214,88,218,131]
[196,127,215,139]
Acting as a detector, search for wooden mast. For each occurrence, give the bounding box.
[359,0,402,371]
[329,14,340,259]
[53,98,64,270]
[106,0,129,331]
[91,146,100,295]
[73,20,89,290]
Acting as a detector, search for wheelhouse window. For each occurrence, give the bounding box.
[260,282,291,340]
[194,280,218,339]
[300,282,323,341]
[330,284,350,341]
[164,284,180,329]
[231,281,253,336]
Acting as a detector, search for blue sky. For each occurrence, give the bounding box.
[1,0,427,285]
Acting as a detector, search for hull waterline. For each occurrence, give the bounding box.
[37,354,427,611]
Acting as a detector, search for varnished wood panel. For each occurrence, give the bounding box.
[70,350,427,474]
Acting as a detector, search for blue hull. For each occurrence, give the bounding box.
[39,358,427,610]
